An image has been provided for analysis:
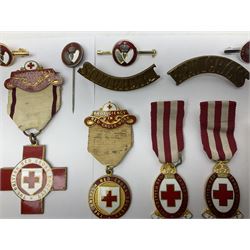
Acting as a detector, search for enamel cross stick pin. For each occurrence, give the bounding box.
[62,42,84,113]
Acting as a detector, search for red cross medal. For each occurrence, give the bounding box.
[85,102,136,218]
[151,101,192,218]
[0,61,67,214]
[200,101,243,218]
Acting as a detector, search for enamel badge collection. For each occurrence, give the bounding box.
[0,38,249,218]
[85,102,136,218]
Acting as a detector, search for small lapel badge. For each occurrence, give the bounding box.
[97,40,157,66]
[0,43,29,66]
[224,41,249,63]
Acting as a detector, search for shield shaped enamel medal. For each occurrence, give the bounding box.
[21,168,43,195]
[85,102,136,218]
[89,175,131,218]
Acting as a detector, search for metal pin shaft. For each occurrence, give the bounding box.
[224,48,241,54]
[72,67,75,113]
[97,49,157,57]
[97,50,112,55]
[12,48,29,57]
[138,49,157,57]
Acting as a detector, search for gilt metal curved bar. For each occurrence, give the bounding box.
[168,56,249,87]
[78,62,160,91]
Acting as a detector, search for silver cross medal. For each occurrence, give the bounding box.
[61,42,84,113]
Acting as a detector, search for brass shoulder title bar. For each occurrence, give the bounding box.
[78,62,160,91]
[168,56,249,87]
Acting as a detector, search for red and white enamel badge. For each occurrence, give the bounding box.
[112,40,138,66]
[203,162,241,218]
[0,43,29,66]
[0,146,67,214]
[11,157,53,201]
[153,164,190,218]
[200,101,243,218]
[0,61,67,215]
[151,101,192,219]
[97,40,157,66]
[85,102,136,219]
[89,175,131,218]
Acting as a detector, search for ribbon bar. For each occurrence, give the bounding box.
[151,101,184,164]
[200,101,237,161]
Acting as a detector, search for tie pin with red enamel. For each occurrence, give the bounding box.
[224,41,249,63]
[0,43,29,66]
[97,40,157,66]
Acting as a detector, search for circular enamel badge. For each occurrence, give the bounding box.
[11,157,53,201]
[89,175,131,218]
[153,173,188,218]
[24,60,39,70]
[0,43,13,66]
[61,42,84,68]
[205,173,240,218]
[112,40,137,66]
[240,41,249,63]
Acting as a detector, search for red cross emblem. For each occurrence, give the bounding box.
[161,184,181,207]
[102,190,117,207]
[27,62,35,69]
[213,184,234,206]
[107,104,113,110]
[0,145,67,214]
[23,171,40,188]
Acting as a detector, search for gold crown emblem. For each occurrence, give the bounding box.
[213,161,230,177]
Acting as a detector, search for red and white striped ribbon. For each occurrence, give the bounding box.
[200,101,237,161]
[151,101,184,163]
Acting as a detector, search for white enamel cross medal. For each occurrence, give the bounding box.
[85,102,136,218]
[151,101,192,219]
[200,101,243,218]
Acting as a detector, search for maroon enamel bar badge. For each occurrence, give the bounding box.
[97,40,157,66]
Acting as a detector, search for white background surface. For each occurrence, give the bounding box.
[0,32,249,218]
